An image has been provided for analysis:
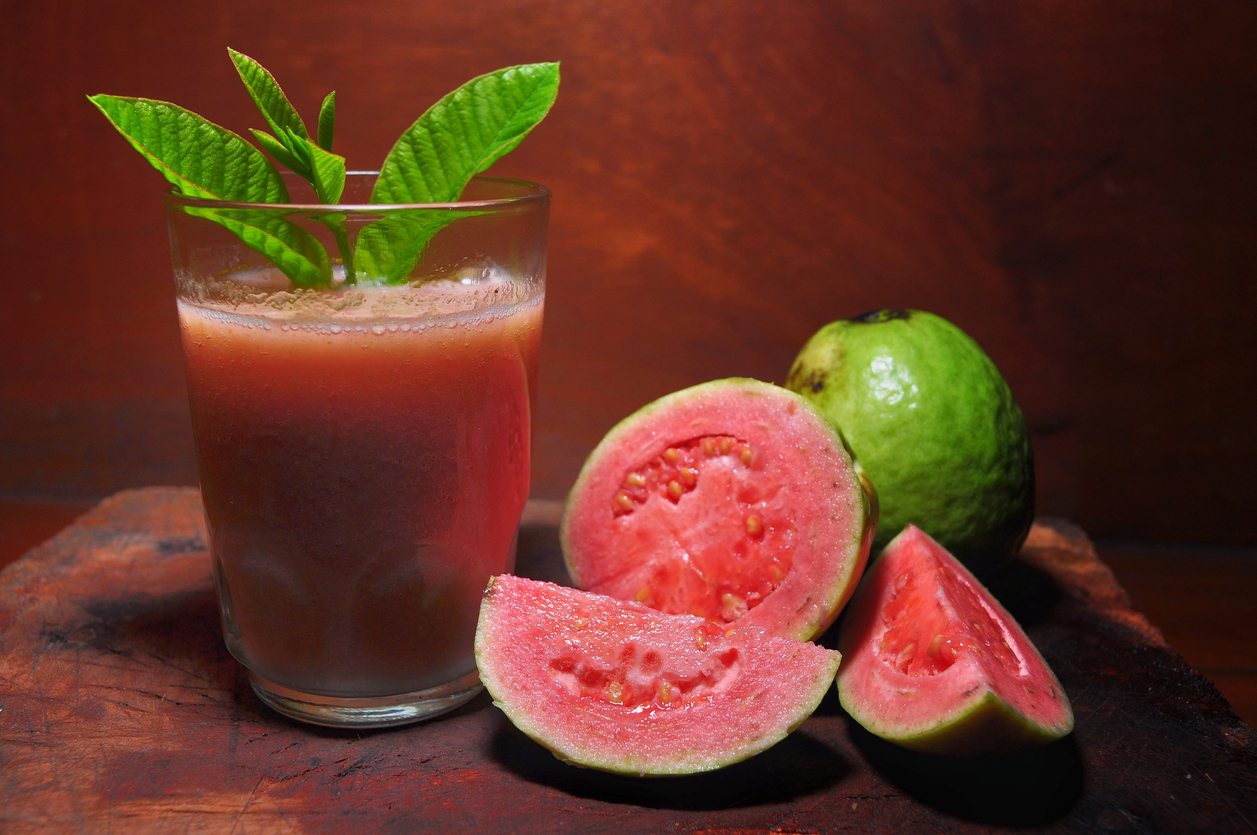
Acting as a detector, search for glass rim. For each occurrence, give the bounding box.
[163,172,550,212]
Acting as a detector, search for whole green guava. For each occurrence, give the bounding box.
[785,309,1034,566]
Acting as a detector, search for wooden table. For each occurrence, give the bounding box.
[2,488,1254,832]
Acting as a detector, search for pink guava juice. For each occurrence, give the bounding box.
[180,272,542,698]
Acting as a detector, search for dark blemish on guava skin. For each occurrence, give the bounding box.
[785,363,826,394]
[785,360,803,388]
[852,309,910,324]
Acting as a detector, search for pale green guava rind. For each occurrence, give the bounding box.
[836,525,1073,758]
[474,574,842,776]
[560,378,876,643]
[785,310,1033,567]
[839,682,1069,758]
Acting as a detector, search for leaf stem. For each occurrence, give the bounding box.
[329,220,356,286]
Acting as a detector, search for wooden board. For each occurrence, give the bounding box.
[1,488,1254,833]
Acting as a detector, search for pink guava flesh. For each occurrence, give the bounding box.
[561,378,876,642]
[837,525,1073,756]
[474,574,842,775]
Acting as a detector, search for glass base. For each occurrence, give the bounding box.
[249,669,483,728]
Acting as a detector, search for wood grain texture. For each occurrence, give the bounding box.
[2,1,1255,545]
[0,488,1254,832]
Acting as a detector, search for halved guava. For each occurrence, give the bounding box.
[560,378,876,642]
[837,525,1073,756]
[474,574,841,775]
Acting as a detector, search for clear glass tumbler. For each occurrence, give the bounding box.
[165,173,548,727]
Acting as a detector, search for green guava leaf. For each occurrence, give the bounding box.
[317,91,336,151]
[371,62,560,204]
[192,207,333,287]
[88,94,331,287]
[250,128,311,178]
[229,48,310,146]
[361,63,557,281]
[283,127,314,171]
[89,94,287,202]
[353,209,476,284]
[296,135,347,204]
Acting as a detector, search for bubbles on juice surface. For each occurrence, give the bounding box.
[178,263,542,337]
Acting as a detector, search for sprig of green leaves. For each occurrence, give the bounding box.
[90,51,558,287]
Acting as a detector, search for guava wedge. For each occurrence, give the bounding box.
[474,574,842,775]
[561,378,876,641]
[837,525,1073,756]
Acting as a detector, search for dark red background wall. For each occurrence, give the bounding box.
[3,0,1255,545]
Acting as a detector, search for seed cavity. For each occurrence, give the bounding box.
[550,633,743,710]
[693,622,723,651]
[879,560,1025,677]
[721,593,749,620]
[612,435,758,516]
[603,434,784,623]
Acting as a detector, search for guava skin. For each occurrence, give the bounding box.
[785,310,1034,567]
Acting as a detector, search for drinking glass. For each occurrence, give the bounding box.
[165,173,548,727]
